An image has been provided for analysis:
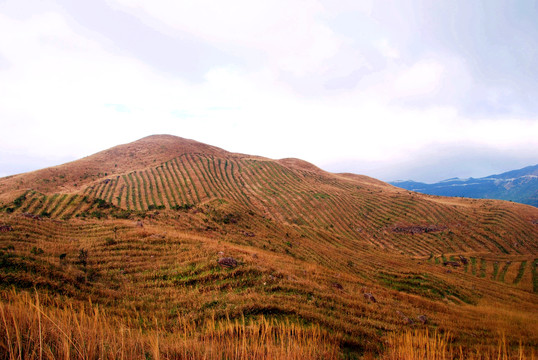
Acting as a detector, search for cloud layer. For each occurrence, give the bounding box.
[0,0,537,182]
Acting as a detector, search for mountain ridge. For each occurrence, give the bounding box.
[390,164,538,207]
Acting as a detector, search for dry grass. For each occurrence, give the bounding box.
[2,291,536,359]
[0,214,537,358]
[2,136,537,259]
[1,135,537,359]
[0,291,339,359]
[385,329,536,360]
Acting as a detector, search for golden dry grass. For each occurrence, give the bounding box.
[385,329,536,360]
[0,291,339,359]
[0,135,537,358]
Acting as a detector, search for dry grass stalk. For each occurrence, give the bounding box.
[386,329,536,360]
[0,291,339,359]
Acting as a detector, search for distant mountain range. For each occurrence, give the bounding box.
[391,164,538,207]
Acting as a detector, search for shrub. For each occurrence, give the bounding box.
[148,204,165,211]
[30,247,44,255]
[90,211,104,219]
[94,198,111,209]
[77,249,88,267]
[111,210,131,219]
[13,194,26,207]
[173,203,194,211]
[86,268,99,282]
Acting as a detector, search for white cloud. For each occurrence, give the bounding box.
[0,1,536,182]
[376,39,400,60]
[393,59,445,97]
[0,11,181,155]
[321,0,373,15]
[106,0,344,76]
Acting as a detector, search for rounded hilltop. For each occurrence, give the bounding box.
[0,134,323,197]
[0,134,233,196]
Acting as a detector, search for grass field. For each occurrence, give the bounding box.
[0,135,537,359]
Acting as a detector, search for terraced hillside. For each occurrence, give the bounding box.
[1,135,537,359]
[3,136,537,258]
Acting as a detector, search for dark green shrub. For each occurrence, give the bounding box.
[30,247,44,255]
[111,210,131,219]
[173,203,194,211]
[94,198,111,209]
[13,194,26,207]
[90,211,104,219]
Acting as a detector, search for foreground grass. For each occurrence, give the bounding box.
[0,291,339,359]
[2,291,537,359]
[386,329,536,360]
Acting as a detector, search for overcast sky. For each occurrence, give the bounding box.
[1,0,537,182]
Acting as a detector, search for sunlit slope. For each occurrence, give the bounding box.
[0,134,233,197]
[1,214,537,352]
[1,135,538,357]
[1,135,537,257]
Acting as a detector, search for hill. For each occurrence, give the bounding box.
[1,135,537,359]
[391,164,538,207]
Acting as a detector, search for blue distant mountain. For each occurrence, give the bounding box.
[390,164,538,207]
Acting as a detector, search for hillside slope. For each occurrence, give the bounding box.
[0,135,239,198]
[2,135,537,257]
[1,135,537,358]
[391,164,538,207]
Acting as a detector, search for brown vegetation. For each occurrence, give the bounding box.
[0,135,537,358]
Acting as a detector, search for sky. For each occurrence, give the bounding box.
[1,0,537,183]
